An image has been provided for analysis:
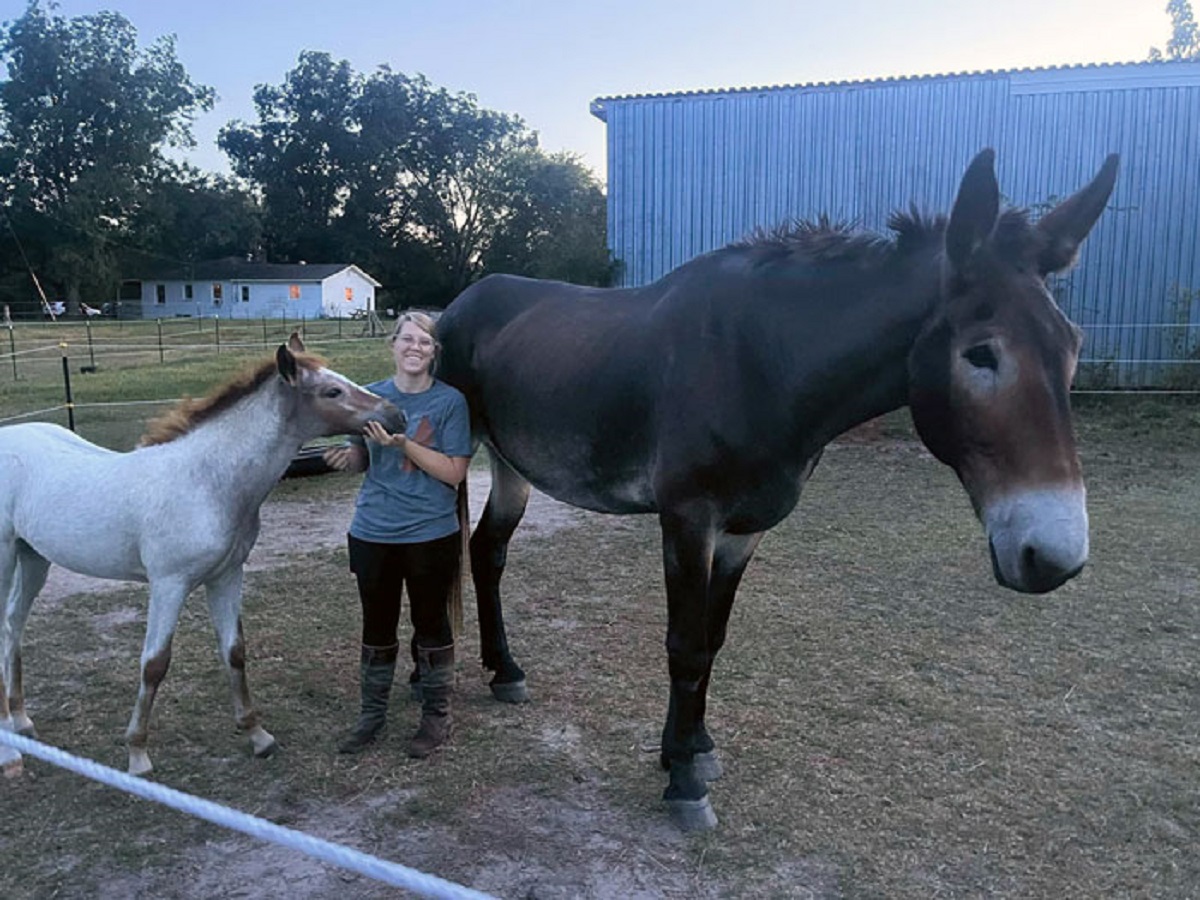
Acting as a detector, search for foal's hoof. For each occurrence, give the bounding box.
[489,677,529,704]
[2,757,23,779]
[254,739,278,759]
[666,796,718,832]
[128,751,153,777]
[692,750,723,782]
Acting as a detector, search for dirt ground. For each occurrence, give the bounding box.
[4,409,1199,899]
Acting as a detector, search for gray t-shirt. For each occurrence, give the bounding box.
[349,378,472,544]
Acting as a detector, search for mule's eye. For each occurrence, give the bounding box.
[324,387,344,399]
[963,344,999,371]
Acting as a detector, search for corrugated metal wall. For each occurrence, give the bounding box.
[594,61,1200,387]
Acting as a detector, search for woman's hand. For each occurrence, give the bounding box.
[323,443,368,473]
[363,419,406,449]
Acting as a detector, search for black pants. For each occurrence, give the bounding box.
[347,532,459,649]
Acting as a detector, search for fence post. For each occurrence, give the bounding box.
[157,318,164,364]
[60,344,75,432]
[7,324,15,380]
[82,317,97,372]
[215,315,221,355]
[262,316,268,347]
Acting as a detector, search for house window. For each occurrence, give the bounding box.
[241,285,250,302]
[184,284,194,300]
[212,283,223,305]
[344,287,354,302]
[289,284,300,300]
[155,284,166,304]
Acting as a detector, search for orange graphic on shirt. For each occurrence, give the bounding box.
[402,416,436,472]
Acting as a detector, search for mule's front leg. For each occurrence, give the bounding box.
[206,568,276,760]
[4,543,52,740]
[659,512,719,831]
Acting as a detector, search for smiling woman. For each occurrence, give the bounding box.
[322,310,474,760]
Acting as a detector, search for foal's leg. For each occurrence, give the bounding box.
[0,540,23,776]
[125,576,190,776]
[470,450,531,702]
[3,542,51,737]
[205,566,276,760]
[658,508,720,830]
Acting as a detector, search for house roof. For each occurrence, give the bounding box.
[589,59,1200,120]
[126,258,381,286]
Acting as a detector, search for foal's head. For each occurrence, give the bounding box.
[908,149,1118,594]
[277,333,404,436]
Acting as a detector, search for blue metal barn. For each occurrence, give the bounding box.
[591,60,1200,387]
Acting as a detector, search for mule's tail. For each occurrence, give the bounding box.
[449,477,469,638]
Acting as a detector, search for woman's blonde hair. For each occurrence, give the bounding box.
[389,310,441,372]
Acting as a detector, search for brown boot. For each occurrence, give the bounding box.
[338,643,398,754]
[408,644,454,758]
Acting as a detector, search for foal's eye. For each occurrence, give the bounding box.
[963,344,999,371]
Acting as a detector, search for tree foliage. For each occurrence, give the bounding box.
[222,55,613,308]
[0,7,613,316]
[0,0,218,310]
[1150,0,1200,60]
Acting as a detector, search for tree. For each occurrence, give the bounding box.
[220,56,612,308]
[219,51,360,265]
[1150,0,1200,60]
[483,149,617,286]
[0,1,214,312]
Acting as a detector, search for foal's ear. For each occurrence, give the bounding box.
[287,331,306,353]
[276,344,298,386]
[1036,154,1119,275]
[945,148,1000,274]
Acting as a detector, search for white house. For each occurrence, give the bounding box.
[121,259,380,319]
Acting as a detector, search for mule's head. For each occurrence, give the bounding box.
[277,333,405,436]
[908,149,1118,594]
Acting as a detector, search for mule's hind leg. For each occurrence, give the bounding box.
[3,541,51,737]
[0,540,23,776]
[125,576,190,776]
[205,566,275,760]
[470,450,532,703]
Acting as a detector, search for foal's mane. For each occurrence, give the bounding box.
[139,350,328,446]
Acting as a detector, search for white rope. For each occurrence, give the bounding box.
[0,731,495,900]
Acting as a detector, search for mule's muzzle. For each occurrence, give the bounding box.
[983,488,1088,595]
[989,536,1085,594]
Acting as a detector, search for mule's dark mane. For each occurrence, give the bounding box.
[139,351,327,446]
[730,206,1041,269]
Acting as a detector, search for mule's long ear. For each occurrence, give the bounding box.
[946,148,1001,273]
[1036,154,1119,275]
[276,344,298,386]
[288,331,306,353]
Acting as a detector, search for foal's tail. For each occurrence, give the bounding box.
[450,477,469,639]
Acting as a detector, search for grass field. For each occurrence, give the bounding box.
[0,397,1197,898]
[0,318,392,450]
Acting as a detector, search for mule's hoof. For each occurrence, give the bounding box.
[692,750,723,782]
[16,724,36,739]
[2,757,23,779]
[667,796,718,831]
[490,678,529,704]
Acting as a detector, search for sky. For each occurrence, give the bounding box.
[3,0,1177,180]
